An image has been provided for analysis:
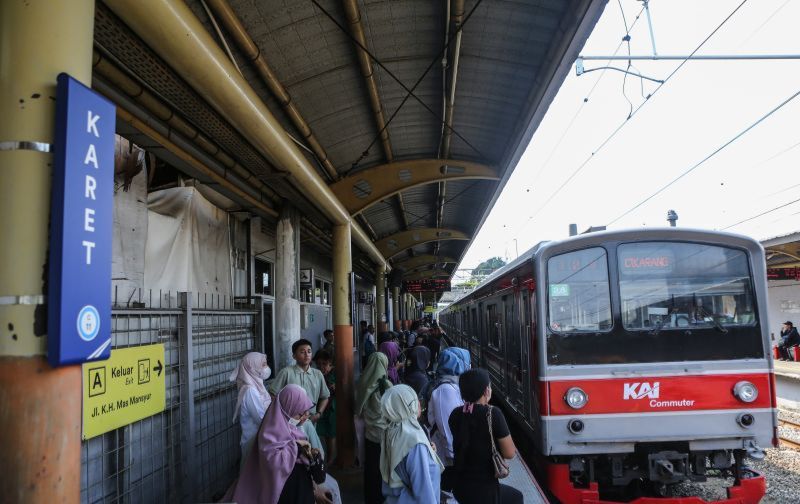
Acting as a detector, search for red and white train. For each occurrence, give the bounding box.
[439,228,776,504]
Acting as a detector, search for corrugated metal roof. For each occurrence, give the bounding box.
[101,0,605,281]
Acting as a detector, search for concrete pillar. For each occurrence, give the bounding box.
[275,206,300,368]
[332,224,355,466]
[392,286,401,331]
[0,1,94,502]
[375,264,387,332]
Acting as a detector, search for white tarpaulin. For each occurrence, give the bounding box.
[145,187,232,297]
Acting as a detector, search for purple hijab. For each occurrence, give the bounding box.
[230,384,313,504]
[380,341,401,385]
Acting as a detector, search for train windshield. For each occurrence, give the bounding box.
[618,242,757,332]
[547,247,613,332]
[546,242,764,366]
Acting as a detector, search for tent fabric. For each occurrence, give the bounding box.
[145,187,232,298]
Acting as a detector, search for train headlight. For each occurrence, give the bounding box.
[733,381,758,403]
[565,387,588,409]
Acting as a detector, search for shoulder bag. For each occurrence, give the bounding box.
[487,406,510,479]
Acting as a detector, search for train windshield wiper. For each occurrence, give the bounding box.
[698,306,729,333]
[649,317,666,336]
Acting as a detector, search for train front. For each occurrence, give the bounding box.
[536,229,776,504]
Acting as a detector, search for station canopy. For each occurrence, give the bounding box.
[94,0,605,282]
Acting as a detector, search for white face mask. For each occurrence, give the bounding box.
[288,417,301,427]
[260,366,272,381]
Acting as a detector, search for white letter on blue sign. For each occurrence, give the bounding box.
[84,208,95,232]
[87,111,100,137]
[85,175,96,200]
[84,144,98,169]
[82,240,96,265]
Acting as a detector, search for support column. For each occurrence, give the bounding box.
[375,264,387,332]
[275,206,300,368]
[0,1,94,502]
[332,224,355,466]
[392,286,401,331]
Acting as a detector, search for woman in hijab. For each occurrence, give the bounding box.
[380,340,402,385]
[380,385,443,503]
[230,384,318,504]
[356,352,393,504]
[426,347,470,500]
[230,352,272,462]
[402,345,431,397]
[448,369,521,504]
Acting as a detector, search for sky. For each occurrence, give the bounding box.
[455,0,800,282]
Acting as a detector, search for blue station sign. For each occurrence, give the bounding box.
[48,74,116,366]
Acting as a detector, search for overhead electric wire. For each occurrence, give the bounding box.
[722,196,800,230]
[516,4,646,237]
[607,86,800,226]
[737,0,792,48]
[517,0,750,234]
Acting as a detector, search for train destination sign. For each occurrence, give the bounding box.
[82,344,166,439]
[48,73,116,366]
[403,279,451,293]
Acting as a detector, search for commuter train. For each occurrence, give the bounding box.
[438,228,776,504]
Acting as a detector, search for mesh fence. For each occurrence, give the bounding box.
[81,292,259,503]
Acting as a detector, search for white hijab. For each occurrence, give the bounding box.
[379,385,443,488]
[229,352,270,422]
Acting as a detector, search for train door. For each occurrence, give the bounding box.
[505,294,525,413]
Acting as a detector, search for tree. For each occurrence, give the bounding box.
[472,257,506,278]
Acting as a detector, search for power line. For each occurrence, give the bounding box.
[511,4,646,238]
[606,86,800,226]
[722,196,800,230]
[517,0,751,234]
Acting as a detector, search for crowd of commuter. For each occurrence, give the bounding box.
[223,316,524,504]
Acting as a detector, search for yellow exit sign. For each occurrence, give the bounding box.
[82,344,166,439]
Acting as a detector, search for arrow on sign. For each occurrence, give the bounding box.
[154,360,163,377]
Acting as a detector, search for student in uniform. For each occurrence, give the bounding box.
[230,352,272,464]
[356,352,393,504]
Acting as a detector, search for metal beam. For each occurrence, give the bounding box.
[103,0,389,271]
[404,269,451,280]
[376,228,469,259]
[331,159,498,215]
[204,0,339,181]
[394,254,458,271]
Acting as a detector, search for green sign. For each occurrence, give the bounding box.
[549,284,570,297]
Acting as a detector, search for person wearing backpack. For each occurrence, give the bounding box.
[425,347,470,501]
[449,369,522,504]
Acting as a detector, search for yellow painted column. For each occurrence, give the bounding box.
[0,1,95,502]
[332,224,355,466]
[375,263,387,332]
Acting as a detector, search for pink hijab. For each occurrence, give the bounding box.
[229,352,270,422]
[230,384,314,504]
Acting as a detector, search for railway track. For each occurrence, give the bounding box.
[779,418,800,450]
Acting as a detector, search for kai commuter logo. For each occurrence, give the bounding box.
[623,382,660,400]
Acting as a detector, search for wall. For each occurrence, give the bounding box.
[767,279,800,344]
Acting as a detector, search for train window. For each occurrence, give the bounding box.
[470,308,478,341]
[618,242,757,331]
[487,304,502,349]
[547,247,612,333]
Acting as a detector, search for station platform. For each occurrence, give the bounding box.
[329,453,549,503]
[775,360,800,410]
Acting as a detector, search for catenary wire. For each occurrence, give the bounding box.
[607,86,800,226]
[722,196,800,230]
[516,0,751,235]
[515,4,647,234]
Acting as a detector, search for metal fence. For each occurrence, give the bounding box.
[81,292,260,503]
